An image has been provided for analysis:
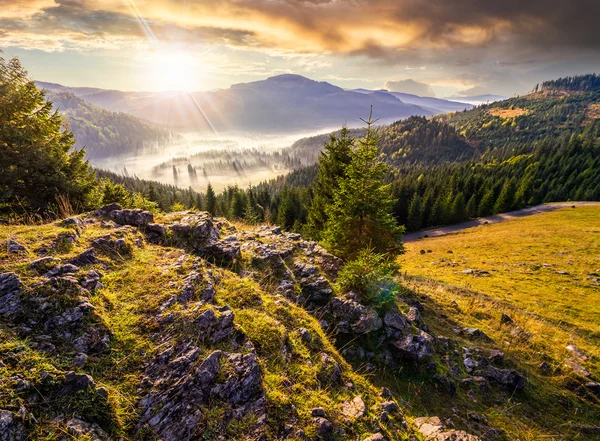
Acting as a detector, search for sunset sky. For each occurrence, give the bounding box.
[1,0,599,97]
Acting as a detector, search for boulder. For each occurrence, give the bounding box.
[95,203,121,217]
[314,417,334,440]
[383,310,410,332]
[28,257,61,273]
[363,434,385,441]
[169,214,221,251]
[63,418,109,441]
[204,234,241,263]
[108,209,154,227]
[406,306,421,323]
[391,330,434,361]
[381,401,399,414]
[0,410,25,441]
[60,371,96,395]
[481,366,526,390]
[144,223,166,244]
[332,297,382,334]
[66,248,98,266]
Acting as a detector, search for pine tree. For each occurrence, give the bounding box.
[205,183,216,215]
[322,111,404,260]
[0,55,97,216]
[306,127,354,240]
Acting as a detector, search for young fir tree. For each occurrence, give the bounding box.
[0,55,97,216]
[305,127,354,240]
[322,111,404,260]
[205,183,217,215]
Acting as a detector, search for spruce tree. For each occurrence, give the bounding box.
[306,127,354,240]
[322,112,404,260]
[0,55,97,216]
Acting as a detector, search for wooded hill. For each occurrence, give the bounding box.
[46,90,178,159]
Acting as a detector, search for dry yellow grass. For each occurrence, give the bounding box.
[488,107,530,118]
[396,206,600,439]
[400,205,600,380]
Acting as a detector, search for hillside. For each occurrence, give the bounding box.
[44,90,178,159]
[2,205,599,440]
[399,206,600,438]
[39,75,435,132]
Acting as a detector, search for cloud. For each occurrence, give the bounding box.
[384,79,435,97]
[1,0,599,95]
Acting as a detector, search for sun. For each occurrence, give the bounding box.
[147,50,202,92]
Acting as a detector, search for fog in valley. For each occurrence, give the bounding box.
[91,130,330,192]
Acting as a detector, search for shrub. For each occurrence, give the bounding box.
[337,248,401,309]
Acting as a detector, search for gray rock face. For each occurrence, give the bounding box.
[0,410,25,441]
[66,248,98,266]
[0,273,22,316]
[144,223,166,243]
[63,418,108,441]
[60,371,96,395]
[28,257,61,273]
[169,214,221,251]
[480,366,526,390]
[205,234,241,263]
[95,203,121,217]
[391,330,434,361]
[331,297,382,334]
[383,310,410,332]
[108,209,154,227]
[293,262,333,307]
[137,347,264,441]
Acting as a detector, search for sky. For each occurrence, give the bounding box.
[1,0,600,98]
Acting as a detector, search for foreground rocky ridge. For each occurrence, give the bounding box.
[0,205,562,440]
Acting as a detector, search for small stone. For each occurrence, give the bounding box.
[381,401,399,414]
[96,387,109,399]
[314,417,333,439]
[500,313,513,324]
[341,395,365,419]
[7,240,27,253]
[539,361,551,374]
[380,387,392,398]
[311,407,326,417]
[298,328,312,343]
[74,353,88,367]
[363,434,385,441]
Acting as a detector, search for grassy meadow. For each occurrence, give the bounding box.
[394,206,600,439]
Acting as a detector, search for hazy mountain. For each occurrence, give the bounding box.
[39,75,435,133]
[352,88,472,114]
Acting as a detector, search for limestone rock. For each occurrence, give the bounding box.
[108,208,154,227]
[0,273,22,316]
[7,240,27,253]
[0,410,25,441]
[341,395,365,419]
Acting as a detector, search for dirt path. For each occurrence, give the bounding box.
[403,202,600,243]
